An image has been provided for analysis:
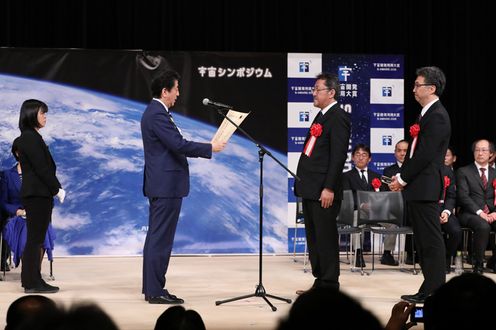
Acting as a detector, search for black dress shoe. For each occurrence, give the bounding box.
[486,256,496,272]
[147,294,184,304]
[473,262,484,274]
[380,253,399,266]
[24,283,59,294]
[400,292,428,303]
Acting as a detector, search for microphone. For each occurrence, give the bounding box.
[202,98,233,109]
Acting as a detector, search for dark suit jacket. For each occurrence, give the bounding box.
[456,163,496,215]
[141,99,212,198]
[440,164,456,212]
[383,163,401,179]
[342,167,386,208]
[0,166,23,217]
[15,129,61,198]
[294,103,351,201]
[401,100,451,201]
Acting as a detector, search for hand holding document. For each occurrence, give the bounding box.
[211,109,250,144]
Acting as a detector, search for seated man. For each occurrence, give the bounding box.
[439,162,461,273]
[383,140,417,265]
[343,143,398,267]
[456,139,496,274]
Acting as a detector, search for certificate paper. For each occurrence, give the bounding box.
[211,110,250,143]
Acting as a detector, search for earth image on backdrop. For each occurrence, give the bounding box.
[0,74,288,255]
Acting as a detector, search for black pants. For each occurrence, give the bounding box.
[408,201,446,295]
[21,197,53,288]
[441,214,462,259]
[302,198,341,290]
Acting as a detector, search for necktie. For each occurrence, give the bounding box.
[360,170,368,184]
[314,111,323,123]
[481,168,488,189]
[481,168,490,213]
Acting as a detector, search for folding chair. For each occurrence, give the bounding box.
[356,190,417,274]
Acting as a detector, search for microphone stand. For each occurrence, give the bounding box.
[211,105,298,311]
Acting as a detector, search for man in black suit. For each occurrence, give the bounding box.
[342,143,398,267]
[294,73,351,293]
[456,139,496,274]
[389,66,451,303]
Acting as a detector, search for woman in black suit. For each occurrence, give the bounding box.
[15,99,65,293]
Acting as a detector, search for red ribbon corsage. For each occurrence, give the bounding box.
[303,123,323,157]
[443,176,450,201]
[493,179,496,206]
[409,124,420,138]
[371,178,382,192]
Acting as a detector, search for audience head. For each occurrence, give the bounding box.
[18,99,48,132]
[154,306,206,330]
[471,139,494,166]
[444,146,457,168]
[276,287,383,330]
[5,295,57,330]
[424,273,496,329]
[394,140,408,164]
[352,144,371,170]
[15,302,119,330]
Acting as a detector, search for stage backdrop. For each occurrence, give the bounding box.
[0,49,287,255]
[287,53,405,252]
[0,49,403,256]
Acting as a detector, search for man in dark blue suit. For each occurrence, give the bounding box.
[141,70,225,304]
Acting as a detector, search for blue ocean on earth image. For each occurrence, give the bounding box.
[0,74,288,255]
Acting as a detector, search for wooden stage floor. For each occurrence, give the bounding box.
[1,254,490,329]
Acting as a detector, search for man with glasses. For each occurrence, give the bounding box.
[294,73,351,293]
[389,66,451,303]
[456,139,496,274]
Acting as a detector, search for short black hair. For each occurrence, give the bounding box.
[395,139,408,149]
[151,70,181,98]
[471,139,495,153]
[6,295,57,330]
[352,143,371,157]
[154,305,206,330]
[18,99,48,132]
[447,145,456,156]
[316,72,341,100]
[416,66,446,96]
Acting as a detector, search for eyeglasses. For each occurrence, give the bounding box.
[312,87,329,93]
[475,148,491,153]
[413,83,434,89]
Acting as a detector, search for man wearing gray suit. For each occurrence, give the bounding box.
[456,139,496,274]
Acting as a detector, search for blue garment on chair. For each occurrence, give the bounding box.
[2,216,55,267]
